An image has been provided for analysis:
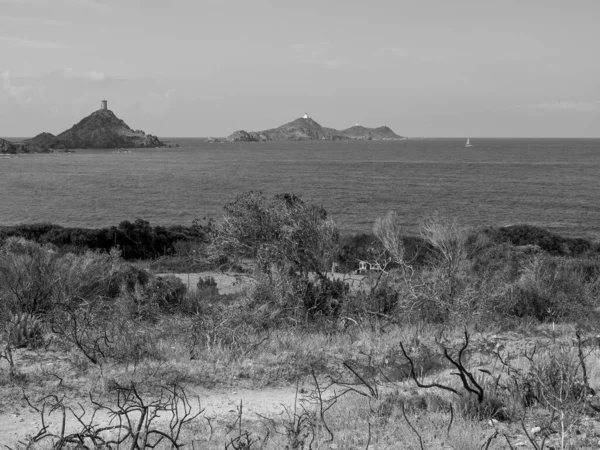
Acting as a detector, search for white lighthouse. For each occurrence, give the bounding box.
[101,100,107,110]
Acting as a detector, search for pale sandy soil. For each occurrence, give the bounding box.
[0,385,313,447]
[3,325,600,448]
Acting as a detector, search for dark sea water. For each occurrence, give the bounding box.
[1,138,599,239]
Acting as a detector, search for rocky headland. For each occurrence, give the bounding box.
[0,137,17,154]
[227,116,404,142]
[2,104,175,153]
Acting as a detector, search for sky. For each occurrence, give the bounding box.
[1,0,599,138]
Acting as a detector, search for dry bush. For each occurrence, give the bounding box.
[500,254,600,322]
[0,237,60,316]
[373,211,405,267]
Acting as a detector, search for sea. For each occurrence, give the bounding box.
[1,138,599,239]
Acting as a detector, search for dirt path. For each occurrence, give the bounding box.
[0,386,309,447]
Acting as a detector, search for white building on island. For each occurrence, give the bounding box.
[302,113,309,119]
[101,100,108,110]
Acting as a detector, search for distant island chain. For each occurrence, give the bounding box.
[0,102,404,154]
[226,112,405,142]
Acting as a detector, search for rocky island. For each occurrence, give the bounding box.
[0,137,17,154]
[227,114,404,142]
[1,100,174,153]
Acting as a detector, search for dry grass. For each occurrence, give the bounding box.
[5,317,600,448]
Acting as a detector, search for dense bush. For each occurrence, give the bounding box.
[507,255,600,322]
[479,224,599,257]
[150,275,188,311]
[0,219,209,260]
[0,238,154,318]
[336,233,433,273]
[8,313,44,348]
[303,278,349,317]
[3,197,600,336]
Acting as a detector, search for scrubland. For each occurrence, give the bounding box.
[1,191,600,449]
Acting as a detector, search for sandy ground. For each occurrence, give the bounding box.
[3,324,600,448]
[0,385,316,447]
[1,271,372,447]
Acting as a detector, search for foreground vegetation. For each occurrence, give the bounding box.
[1,191,600,449]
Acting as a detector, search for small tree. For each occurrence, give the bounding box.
[213,191,338,280]
[420,211,470,300]
[210,191,340,318]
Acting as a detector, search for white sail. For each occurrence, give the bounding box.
[465,137,473,147]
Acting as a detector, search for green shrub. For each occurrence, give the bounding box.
[151,275,187,311]
[524,347,589,408]
[0,238,60,315]
[508,255,600,322]
[197,275,217,290]
[303,278,349,317]
[8,313,43,348]
[346,277,399,318]
[454,374,514,421]
[483,224,598,257]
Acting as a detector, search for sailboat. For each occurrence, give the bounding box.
[465,137,473,148]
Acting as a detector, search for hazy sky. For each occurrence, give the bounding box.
[1,0,599,137]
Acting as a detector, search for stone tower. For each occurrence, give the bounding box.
[101,100,107,110]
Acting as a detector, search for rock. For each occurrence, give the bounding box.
[55,108,168,149]
[531,426,542,434]
[0,138,17,154]
[20,132,65,153]
[227,116,404,141]
[342,125,401,140]
[226,130,259,142]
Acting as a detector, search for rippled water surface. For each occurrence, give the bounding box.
[1,138,599,238]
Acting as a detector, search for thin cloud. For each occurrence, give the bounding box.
[0,16,71,27]
[293,41,341,68]
[378,47,452,64]
[66,0,111,11]
[62,68,109,82]
[532,100,600,112]
[300,58,344,69]
[0,0,110,9]
[1,70,44,106]
[0,35,70,49]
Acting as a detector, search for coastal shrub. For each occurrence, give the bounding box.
[343,275,400,319]
[150,275,187,311]
[506,254,600,321]
[0,237,60,315]
[469,241,540,282]
[197,275,217,290]
[0,238,156,320]
[336,232,432,273]
[336,233,381,273]
[8,312,44,348]
[0,219,208,260]
[209,191,346,324]
[54,249,133,305]
[214,191,338,277]
[482,224,597,257]
[454,374,513,421]
[302,278,349,317]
